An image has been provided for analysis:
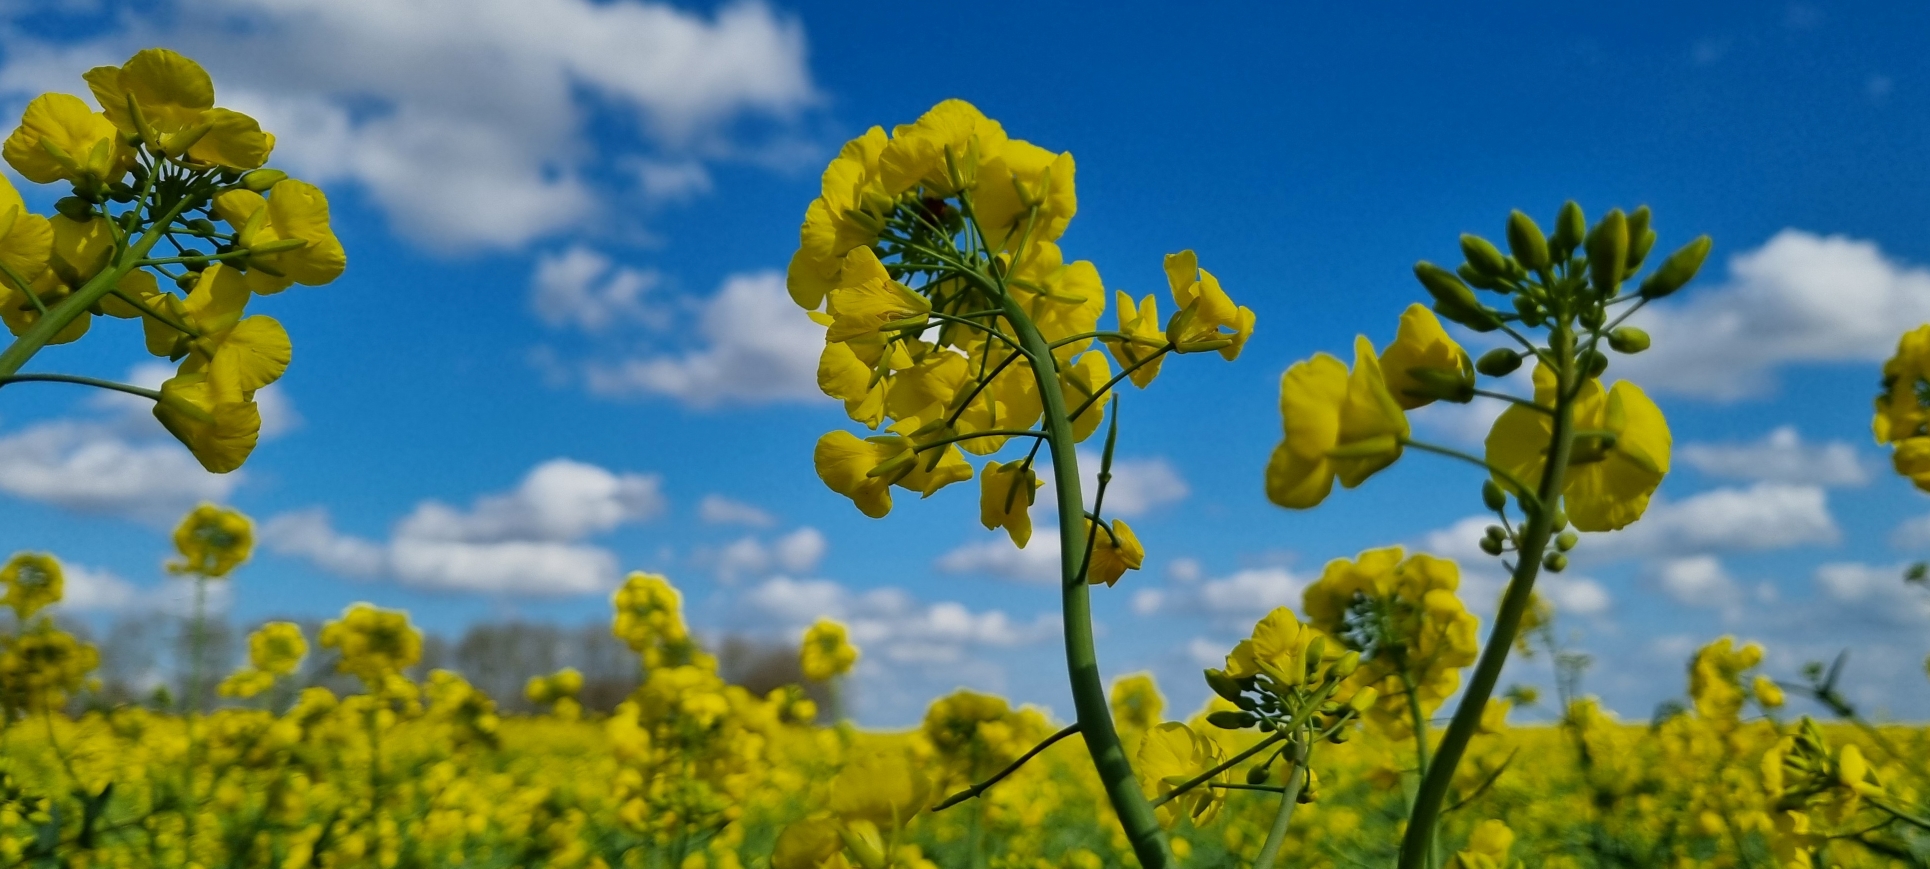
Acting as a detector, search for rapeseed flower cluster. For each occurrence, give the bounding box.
[0,48,345,474]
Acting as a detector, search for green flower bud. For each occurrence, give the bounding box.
[1628,229,1657,278]
[1507,210,1551,272]
[1246,763,1273,785]
[1511,294,1544,327]
[1485,524,1507,543]
[1581,349,1609,379]
[1205,669,1244,704]
[1553,201,1586,259]
[1543,552,1568,573]
[1414,262,1499,332]
[1624,206,1653,269]
[1556,530,1579,552]
[1483,479,1509,512]
[1207,710,1256,730]
[1460,234,1510,277]
[1332,650,1360,679]
[1638,235,1713,300]
[1475,348,1521,379]
[1305,635,1326,667]
[1579,306,1606,330]
[1551,509,1568,532]
[174,272,198,291]
[1586,209,1628,297]
[241,168,288,192]
[1608,327,1651,354]
[1479,536,1504,556]
[54,196,93,221]
[1407,366,1475,403]
[1457,263,1502,291]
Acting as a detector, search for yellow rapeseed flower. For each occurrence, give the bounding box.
[1485,364,1669,531]
[977,460,1039,548]
[1266,336,1409,509]
[85,48,274,170]
[1087,518,1143,587]
[319,603,422,684]
[2,92,132,189]
[800,619,859,682]
[211,179,349,294]
[1135,721,1226,828]
[1,552,63,620]
[1378,304,1473,410]
[168,502,254,578]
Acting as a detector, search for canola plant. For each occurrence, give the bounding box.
[2,50,1929,869]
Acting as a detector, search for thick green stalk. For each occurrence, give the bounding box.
[999,294,1171,869]
[0,193,197,380]
[1252,740,1310,869]
[1397,339,1578,869]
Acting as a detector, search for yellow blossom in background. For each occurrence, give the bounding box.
[1110,673,1165,733]
[0,622,98,714]
[1136,721,1226,828]
[1447,819,1517,869]
[319,604,421,685]
[1,552,62,621]
[1875,323,1930,491]
[801,619,859,682]
[217,621,307,699]
[1301,547,1478,736]
[168,502,254,578]
[1689,636,1765,722]
[829,749,934,830]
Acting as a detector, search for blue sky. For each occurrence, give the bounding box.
[3,0,1930,725]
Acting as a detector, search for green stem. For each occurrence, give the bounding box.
[932,723,1081,811]
[1472,389,1551,414]
[1000,285,1170,869]
[1152,733,1289,808]
[1869,797,1930,833]
[1065,344,1173,422]
[0,186,200,379]
[911,429,1043,453]
[0,373,162,401]
[1397,336,1578,869]
[1399,437,1541,512]
[1403,670,1437,869]
[1252,740,1310,869]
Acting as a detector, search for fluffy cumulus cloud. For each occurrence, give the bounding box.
[698,494,777,528]
[935,536,1062,585]
[1131,566,1303,622]
[0,0,818,250]
[1581,483,1840,562]
[1650,555,1743,609]
[581,271,824,406]
[530,246,663,332]
[697,527,826,584]
[1813,562,1930,628]
[1678,426,1872,487]
[1620,230,1930,399]
[262,458,663,594]
[741,576,1057,665]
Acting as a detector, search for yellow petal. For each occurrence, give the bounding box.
[1267,354,1347,509]
[812,431,897,518]
[208,315,291,398]
[1380,304,1471,410]
[1332,336,1408,488]
[978,461,1038,548]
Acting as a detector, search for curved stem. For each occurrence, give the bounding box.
[931,723,1081,811]
[999,287,1170,869]
[1398,437,1541,512]
[1398,331,1578,869]
[1066,344,1173,422]
[911,429,1043,453]
[1472,389,1551,414]
[1252,739,1310,869]
[0,373,162,401]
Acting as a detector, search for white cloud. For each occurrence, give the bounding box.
[700,527,826,583]
[1891,514,1930,550]
[582,271,824,406]
[1678,426,1871,487]
[0,0,818,250]
[1583,483,1839,562]
[934,536,1062,585]
[634,158,714,202]
[1814,562,1930,627]
[1542,575,1613,618]
[262,458,662,594]
[1619,230,1930,399]
[54,563,139,612]
[1131,566,1303,621]
[0,419,238,523]
[741,576,1057,665]
[1651,555,1743,609]
[531,246,662,332]
[698,494,776,528]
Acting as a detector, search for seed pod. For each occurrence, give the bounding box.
[1482,479,1509,511]
[1638,235,1713,299]
[1586,209,1628,297]
[1553,201,1586,259]
[1581,349,1609,379]
[1507,210,1551,271]
[1207,710,1256,730]
[1608,327,1651,354]
[1556,530,1579,552]
[1543,552,1568,573]
[1460,234,1510,277]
